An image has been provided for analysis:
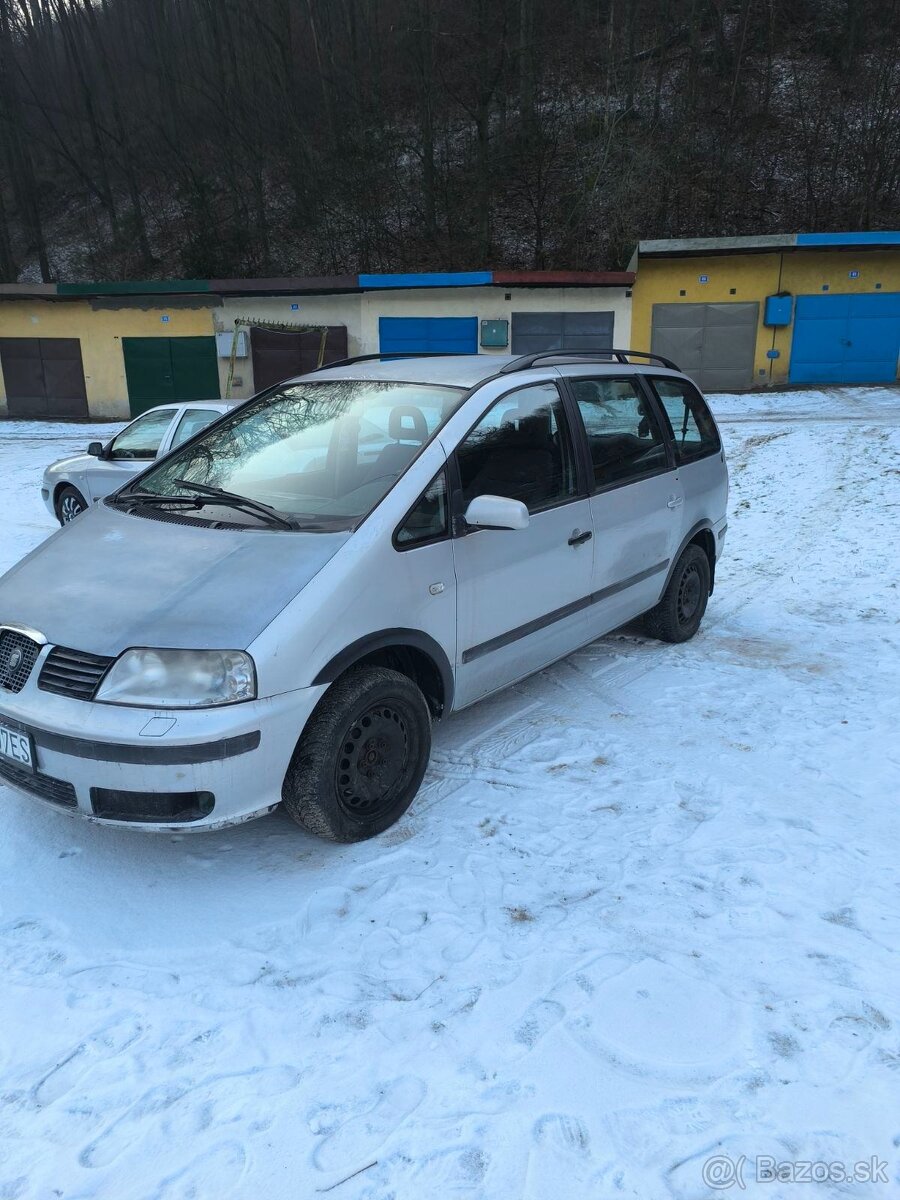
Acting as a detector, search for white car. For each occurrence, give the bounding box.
[42,401,234,525]
[3,351,728,841]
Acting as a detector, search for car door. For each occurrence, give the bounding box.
[82,407,179,502]
[449,380,595,709]
[646,375,727,533]
[564,373,684,632]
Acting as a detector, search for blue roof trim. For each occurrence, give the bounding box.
[796,232,900,247]
[358,271,493,289]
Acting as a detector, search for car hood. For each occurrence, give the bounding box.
[0,502,350,655]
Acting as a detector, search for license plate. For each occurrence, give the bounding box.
[0,723,34,772]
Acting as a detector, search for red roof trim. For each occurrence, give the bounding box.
[492,270,634,287]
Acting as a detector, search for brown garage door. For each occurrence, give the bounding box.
[0,337,89,417]
[250,327,348,392]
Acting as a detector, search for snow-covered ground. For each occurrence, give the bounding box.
[0,387,898,1199]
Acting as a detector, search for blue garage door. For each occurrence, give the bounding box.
[790,293,900,384]
[379,316,478,355]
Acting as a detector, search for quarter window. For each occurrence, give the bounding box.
[457,383,577,513]
[395,470,449,548]
[109,408,176,459]
[570,378,669,488]
[170,408,221,450]
[650,377,721,461]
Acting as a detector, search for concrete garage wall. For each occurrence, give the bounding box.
[214,286,632,400]
[0,297,219,419]
[213,295,365,401]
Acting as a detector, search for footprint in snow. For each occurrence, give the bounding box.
[524,1114,592,1200]
[514,999,565,1051]
[151,1139,248,1200]
[312,1075,426,1175]
[79,1065,301,1169]
[33,1014,144,1106]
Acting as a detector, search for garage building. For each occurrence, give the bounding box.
[0,271,632,419]
[630,232,900,390]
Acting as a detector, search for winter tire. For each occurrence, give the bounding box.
[643,543,710,643]
[282,666,431,842]
[56,485,88,525]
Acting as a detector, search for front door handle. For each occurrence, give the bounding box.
[667,496,684,509]
[568,528,593,546]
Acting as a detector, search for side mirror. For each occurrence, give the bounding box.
[87,441,103,457]
[464,494,530,531]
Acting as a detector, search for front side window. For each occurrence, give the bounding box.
[109,408,176,459]
[395,470,449,548]
[650,377,721,462]
[570,377,669,488]
[122,380,466,530]
[457,382,577,512]
[170,407,221,450]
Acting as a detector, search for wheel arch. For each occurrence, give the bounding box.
[53,479,87,515]
[664,520,717,596]
[311,629,454,718]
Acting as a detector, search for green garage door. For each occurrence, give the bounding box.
[122,337,220,416]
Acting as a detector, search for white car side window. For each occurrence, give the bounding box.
[170,408,221,450]
[109,409,176,460]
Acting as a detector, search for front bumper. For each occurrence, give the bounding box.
[0,676,327,831]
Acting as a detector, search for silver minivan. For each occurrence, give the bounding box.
[0,351,728,841]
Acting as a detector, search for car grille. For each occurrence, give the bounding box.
[0,629,42,694]
[38,645,115,700]
[0,757,77,808]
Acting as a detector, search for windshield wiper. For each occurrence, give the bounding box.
[172,479,295,530]
[115,491,202,508]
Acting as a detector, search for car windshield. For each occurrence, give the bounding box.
[119,379,467,530]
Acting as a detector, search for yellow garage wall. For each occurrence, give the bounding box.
[0,299,217,419]
[631,253,782,386]
[631,247,900,386]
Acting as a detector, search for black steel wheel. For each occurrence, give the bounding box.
[643,543,711,643]
[56,485,88,525]
[283,666,431,842]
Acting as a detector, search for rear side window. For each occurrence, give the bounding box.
[569,377,669,489]
[650,378,720,462]
[170,408,221,450]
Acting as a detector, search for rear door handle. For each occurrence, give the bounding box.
[568,529,593,546]
[667,496,684,509]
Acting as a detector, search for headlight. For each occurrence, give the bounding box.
[95,648,256,708]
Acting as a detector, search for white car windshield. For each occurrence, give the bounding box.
[119,379,466,530]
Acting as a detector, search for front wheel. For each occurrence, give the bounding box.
[56,485,88,525]
[282,666,431,842]
[643,543,711,643]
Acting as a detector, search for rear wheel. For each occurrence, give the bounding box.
[56,485,87,525]
[643,543,711,643]
[282,666,431,842]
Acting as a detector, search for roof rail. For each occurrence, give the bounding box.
[312,351,463,371]
[498,348,681,373]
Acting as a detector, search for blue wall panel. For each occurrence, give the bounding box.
[379,316,478,355]
[790,293,900,384]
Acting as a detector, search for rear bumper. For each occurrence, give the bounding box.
[0,681,327,830]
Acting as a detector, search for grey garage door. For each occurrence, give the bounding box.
[511,310,614,354]
[651,302,760,392]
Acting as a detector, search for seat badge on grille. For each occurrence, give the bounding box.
[6,647,23,672]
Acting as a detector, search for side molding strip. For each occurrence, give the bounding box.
[461,559,669,664]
